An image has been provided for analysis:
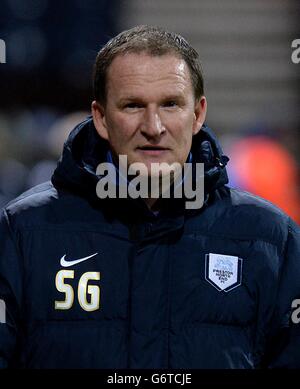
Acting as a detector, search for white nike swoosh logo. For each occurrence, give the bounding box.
[60,252,98,267]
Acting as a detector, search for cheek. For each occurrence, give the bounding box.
[172,115,195,145]
[108,114,138,140]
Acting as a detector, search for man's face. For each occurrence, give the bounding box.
[92,52,207,173]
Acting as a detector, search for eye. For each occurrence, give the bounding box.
[124,102,143,109]
[162,100,178,108]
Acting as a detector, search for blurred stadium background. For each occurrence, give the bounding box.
[0,0,299,223]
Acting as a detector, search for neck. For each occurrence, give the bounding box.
[144,197,160,211]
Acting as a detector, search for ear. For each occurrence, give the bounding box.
[192,96,207,136]
[91,100,109,141]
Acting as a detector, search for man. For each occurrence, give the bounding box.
[0,25,299,368]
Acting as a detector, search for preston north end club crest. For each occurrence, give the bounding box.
[205,253,243,292]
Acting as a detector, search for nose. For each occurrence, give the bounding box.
[140,106,166,140]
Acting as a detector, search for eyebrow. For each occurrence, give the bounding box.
[118,93,185,105]
[161,94,185,102]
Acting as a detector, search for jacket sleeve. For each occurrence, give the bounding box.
[264,218,300,368]
[0,208,23,368]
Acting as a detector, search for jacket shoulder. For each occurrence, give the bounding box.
[200,187,294,251]
[229,187,289,221]
[2,181,104,230]
[2,182,61,228]
[230,187,291,242]
[4,182,58,215]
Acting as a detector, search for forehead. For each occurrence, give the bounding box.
[106,52,193,97]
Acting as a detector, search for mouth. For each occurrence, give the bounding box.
[138,145,169,150]
[136,145,170,156]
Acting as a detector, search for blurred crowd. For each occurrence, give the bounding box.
[0,109,88,208]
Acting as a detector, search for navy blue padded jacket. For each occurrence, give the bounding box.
[0,117,299,368]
